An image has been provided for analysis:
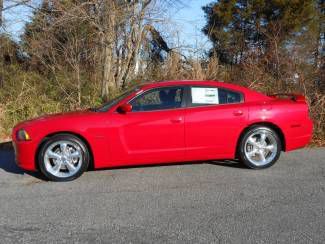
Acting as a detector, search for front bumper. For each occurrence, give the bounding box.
[13,140,38,171]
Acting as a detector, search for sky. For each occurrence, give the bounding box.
[167,0,213,56]
[2,0,36,39]
[2,0,213,55]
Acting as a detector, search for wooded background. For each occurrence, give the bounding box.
[0,0,324,144]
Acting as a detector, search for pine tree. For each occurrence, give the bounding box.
[202,0,318,65]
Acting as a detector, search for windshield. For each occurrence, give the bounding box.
[95,86,141,112]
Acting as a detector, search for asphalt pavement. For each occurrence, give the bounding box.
[0,142,324,243]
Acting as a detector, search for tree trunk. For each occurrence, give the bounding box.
[100,1,117,100]
[0,0,3,26]
[274,39,281,90]
[76,63,81,107]
[116,1,149,89]
[0,0,3,89]
[101,41,116,99]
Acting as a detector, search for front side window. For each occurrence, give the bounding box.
[96,86,141,112]
[190,86,243,107]
[130,87,184,112]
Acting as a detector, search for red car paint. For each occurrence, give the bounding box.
[12,80,313,171]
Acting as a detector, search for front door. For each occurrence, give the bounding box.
[110,86,186,165]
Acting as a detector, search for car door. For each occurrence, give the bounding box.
[185,86,248,161]
[109,86,186,165]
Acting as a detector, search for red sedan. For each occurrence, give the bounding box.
[12,80,313,181]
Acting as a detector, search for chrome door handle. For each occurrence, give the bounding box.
[170,118,183,123]
[233,110,243,116]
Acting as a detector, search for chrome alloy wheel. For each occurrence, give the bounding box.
[44,140,83,178]
[244,129,277,166]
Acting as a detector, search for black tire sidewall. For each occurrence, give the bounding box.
[38,134,89,181]
[239,126,281,169]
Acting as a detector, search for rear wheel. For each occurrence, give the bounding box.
[38,134,89,181]
[238,126,281,169]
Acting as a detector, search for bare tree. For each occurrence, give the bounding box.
[13,0,188,101]
[93,0,153,98]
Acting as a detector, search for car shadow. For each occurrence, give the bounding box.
[96,159,247,172]
[208,159,247,169]
[0,141,246,180]
[0,141,47,180]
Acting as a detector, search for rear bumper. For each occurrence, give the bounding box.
[285,118,313,151]
[13,140,38,171]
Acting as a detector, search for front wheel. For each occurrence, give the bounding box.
[238,126,281,169]
[38,134,89,181]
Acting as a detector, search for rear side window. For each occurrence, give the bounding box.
[218,88,243,104]
[191,87,219,105]
[190,87,243,107]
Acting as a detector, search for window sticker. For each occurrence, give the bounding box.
[191,87,219,104]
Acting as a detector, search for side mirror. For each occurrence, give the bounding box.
[117,103,132,113]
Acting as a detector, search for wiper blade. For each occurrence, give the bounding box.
[89,107,98,112]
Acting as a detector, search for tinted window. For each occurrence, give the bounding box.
[96,86,141,112]
[130,87,184,112]
[218,88,243,104]
[190,87,243,106]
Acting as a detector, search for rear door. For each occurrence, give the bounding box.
[185,86,248,160]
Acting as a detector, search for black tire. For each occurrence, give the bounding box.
[238,126,281,169]
[38,134,90,181]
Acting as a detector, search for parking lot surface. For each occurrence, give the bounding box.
[0,142,324,243]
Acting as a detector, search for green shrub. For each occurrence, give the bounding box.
[0,65,102,136]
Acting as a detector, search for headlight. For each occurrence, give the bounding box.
[16,129,31,141]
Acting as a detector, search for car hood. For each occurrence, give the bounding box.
[14,110,95,130]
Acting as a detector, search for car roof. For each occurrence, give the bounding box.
[139,80,270,102]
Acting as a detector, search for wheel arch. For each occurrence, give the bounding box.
[236,122,286,157]
[35,131,94,171]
